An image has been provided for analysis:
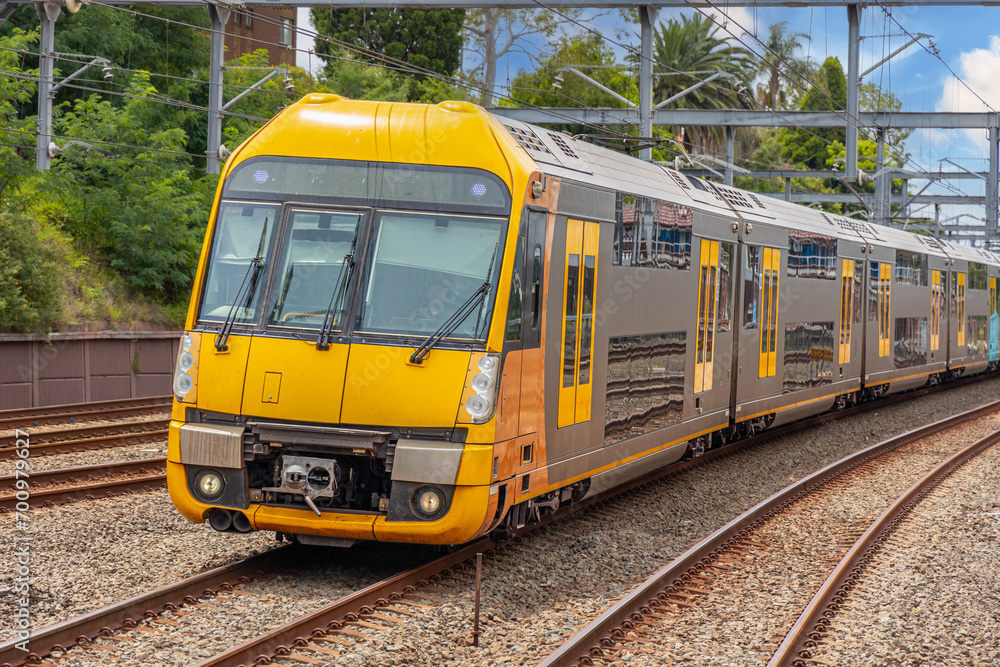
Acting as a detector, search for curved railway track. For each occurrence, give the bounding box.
[536,400,1000,667]
[0,458,166,511]
[0,375,994,667]
[767,423,1000,667]
[0,396,171,430]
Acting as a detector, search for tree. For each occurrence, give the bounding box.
[780,56,848,170]
[636,14,755,154]
[312,8,465,101]
[0,210,62,332]
[0,30,38,201]
[754,21,812,111]
[463,9,576,106]
[1,4,209,108]
[35,74,214,299]
[504,33,636,137]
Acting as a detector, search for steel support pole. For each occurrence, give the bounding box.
[725,126,734,186]
[36,1,58,171]
[206,3,230,174]
[874,128,886,224]
[784,178,791,202]
[988,125,998,235]
[639,5,656,161]
[846,4,860,182]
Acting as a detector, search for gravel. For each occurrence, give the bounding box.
[279,376,1000,667]
[0,441,167,477]
[807,434,1000,667]
[1,376,998,665]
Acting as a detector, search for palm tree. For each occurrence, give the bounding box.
[632,13,755,154]
[756,21,812,110]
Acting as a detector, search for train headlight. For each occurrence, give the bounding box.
[195,469,225,501]
[471,372,493,393]
[465,394,491,420]
[412,486,445,519]
[462,353,500,424]
[173,332,201,403]
[174,373,194,396]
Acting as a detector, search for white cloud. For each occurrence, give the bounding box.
[934,36,1000,155]
[936,35,1000,113]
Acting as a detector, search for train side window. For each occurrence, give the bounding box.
[853,260,863,324]
[717,242,734,333]
[505,235,525,343]
[743,245,762,329]
[878,263,892,357]
[931,270,942,352]
[559,219,599,427]
[531,244,542,329]
[758,247,780,378]
[694,240,719,393]
[839,258,854,364]
[969,262,988,290]
[956,272,966,347]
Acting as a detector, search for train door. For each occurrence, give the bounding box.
[731,223,786,421]
[557,218,599,428]
[692,236,736,408]
[948,266,967,366]
[860,249,894,386]
[497,208,547,441]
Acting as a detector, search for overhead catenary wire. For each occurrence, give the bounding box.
[84,0,635,140]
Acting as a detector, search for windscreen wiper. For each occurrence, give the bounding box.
[215,217,268,352]
[409,243,500,365]
[316,223,361,350]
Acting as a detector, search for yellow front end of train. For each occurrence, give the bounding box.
[167,95,536,545]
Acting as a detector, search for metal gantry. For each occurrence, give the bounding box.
[5,0,1000,241]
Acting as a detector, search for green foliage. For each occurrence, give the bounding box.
[780,57,848,170]
[504,33,636,139]
[33,74,215,300]
[643,14,755,110]
[0,210,62,332]
[312,8,465,101]
[0,30,39,201]
[220,50,300,150]
[754,21,812,111]
[2,4,209,103]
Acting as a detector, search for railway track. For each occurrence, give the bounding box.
[0,458,166,511]
[0,418,169,459]
[0,396,171,430]
[0,375,994,667]
[536,400,1000,667]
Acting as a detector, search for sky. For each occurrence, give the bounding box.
[295,5,1000,234]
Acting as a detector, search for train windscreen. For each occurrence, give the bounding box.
[355,211,505,339]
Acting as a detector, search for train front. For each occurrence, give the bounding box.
[167,95,532,545]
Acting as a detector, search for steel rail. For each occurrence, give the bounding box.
[192,380,998,667]
[0,373,991,667]
[767,425,1000,667]
[0,458,166,510]
[0,421,169,460]
[536,398,1000,667]
[0,396,172,430]
[0,547,295,667]
[0,418,169,448]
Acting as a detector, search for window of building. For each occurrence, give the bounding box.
[245,8,253,28]
[280,17,294,46]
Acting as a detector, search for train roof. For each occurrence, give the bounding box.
[495,114,997,266]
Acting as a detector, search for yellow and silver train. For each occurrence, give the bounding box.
[169,94,1000,546]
